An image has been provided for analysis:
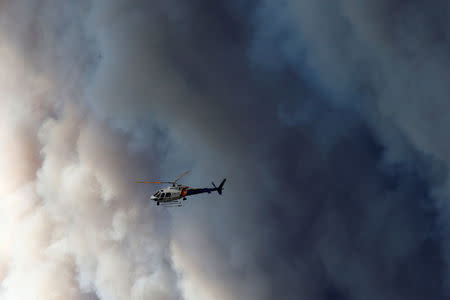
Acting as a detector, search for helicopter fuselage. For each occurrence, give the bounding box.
[150,185,189,203]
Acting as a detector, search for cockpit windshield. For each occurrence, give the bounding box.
[153,191,160,197]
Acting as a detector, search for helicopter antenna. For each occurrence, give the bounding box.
[136,170,191,186]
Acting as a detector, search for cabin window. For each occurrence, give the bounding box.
[160,193,165,198]
[166,193,171,197]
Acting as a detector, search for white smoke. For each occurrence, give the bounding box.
[0,1,243,298]
[0,14,181,298]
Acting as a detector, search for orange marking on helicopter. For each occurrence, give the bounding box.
[181,189,187,197]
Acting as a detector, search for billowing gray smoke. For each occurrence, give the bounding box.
[0,0,447,299]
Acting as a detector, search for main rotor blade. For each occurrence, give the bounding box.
[137,170,191,184]
[136,181,173,184]
[174,170,191,183]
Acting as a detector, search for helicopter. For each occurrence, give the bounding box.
[137,170,226,207]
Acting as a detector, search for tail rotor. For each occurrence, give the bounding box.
[212,178,226,195]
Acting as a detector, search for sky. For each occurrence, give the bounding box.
[0,0,448,299]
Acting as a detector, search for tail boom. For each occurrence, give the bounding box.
[186,178,226,197]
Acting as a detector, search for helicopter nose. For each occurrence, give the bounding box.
[150,195,156,201]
